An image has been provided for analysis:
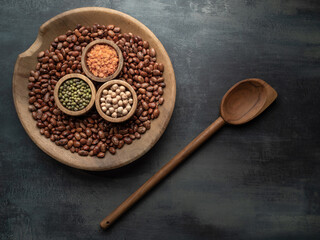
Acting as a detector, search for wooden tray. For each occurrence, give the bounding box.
[12,7,176,171]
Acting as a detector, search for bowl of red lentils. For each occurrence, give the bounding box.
[81,39,124,82]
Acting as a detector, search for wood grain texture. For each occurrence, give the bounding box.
[53,73,96,116]
[220,78,277,125]
[12,7,176,171]
[95,79,138,123]
[81,39,124,83]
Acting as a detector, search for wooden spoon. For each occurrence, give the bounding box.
[100,78,277,229]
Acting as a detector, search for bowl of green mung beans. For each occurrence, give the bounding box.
[54,74,96,116]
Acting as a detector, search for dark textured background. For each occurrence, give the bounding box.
[1,0,320,239]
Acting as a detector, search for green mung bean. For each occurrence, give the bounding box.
[58,78,91,111]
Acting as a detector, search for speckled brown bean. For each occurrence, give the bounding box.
[80,138,87,145]
[59,139,68,145]
[149,102,156,108]
[75,132,81,140]
[135,132,141,139]
[74,141,81,148]
[138,126,146,134]
[86,128,92,136]
[98,131,105,139]
[58,35,67,41]
[97,152,105,158]
[38,51,45,58]
[158,63,164,72]
[44,131,50,138]
[87,137,93,146]
[109,147,116,154]
[100,144,107,153]
[67,140,73,148]
[149,48,156,57]
[29,96,36,104]
[123,137,132,144]
[142,102,149,110]
[118,140,125,149]
[78,150,89,156]
[112,136,119,146]
[154,109,160,118]
[93,146,100,155]
[143,120,151,130]
[114,27,120,33]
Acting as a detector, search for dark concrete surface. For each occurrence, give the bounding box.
[1,0,320,239]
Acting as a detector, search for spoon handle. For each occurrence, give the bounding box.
[100,116,226,229]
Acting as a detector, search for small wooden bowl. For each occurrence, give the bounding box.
[95,80,137,123]
[53,73,96,116]
[81,39,124,82]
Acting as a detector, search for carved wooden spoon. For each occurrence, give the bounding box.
[100,78,277,229]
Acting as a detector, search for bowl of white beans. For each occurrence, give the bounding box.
[95,79,138,123]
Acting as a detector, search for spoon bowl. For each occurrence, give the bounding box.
[220,78,277,125]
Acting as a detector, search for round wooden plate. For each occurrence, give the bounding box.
[12,7,176,171]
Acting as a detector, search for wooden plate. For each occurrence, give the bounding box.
[12,7,176,171]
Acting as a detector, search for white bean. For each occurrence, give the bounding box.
[125,91,131,97]
[117,107,123,113]
[126,105,131,111]
[111,84,119,91]
[112,98,118,104]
